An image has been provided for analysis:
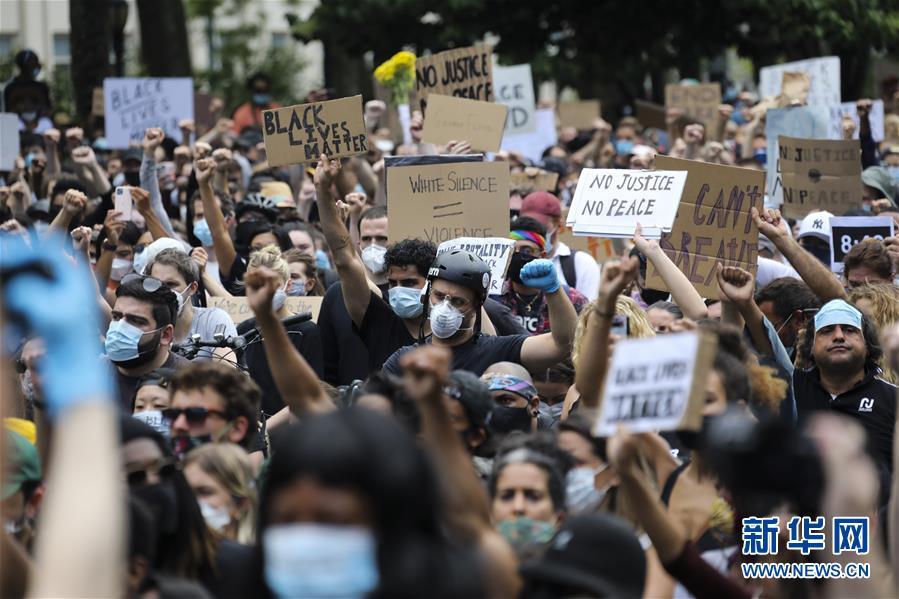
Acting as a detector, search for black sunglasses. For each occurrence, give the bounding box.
[162,406,229,424]
[126,457,178,487]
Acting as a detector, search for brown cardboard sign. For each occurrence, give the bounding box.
[593,330,717,437]
[209,296,323,324]
[193,92,215,132]
[558,100,601,130]
[665,83,722,139]
[262,95,367,167]
[647,156,764,299]
[510,168,559,194]
[386,160,509,244]
[411,44,494,114]
[92,87,105,116]
[558,209,621,263]
[778,135,862,219]
[422,94,508,152]
[635,99,667,130]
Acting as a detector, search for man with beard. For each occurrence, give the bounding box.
[794,299,897,488]
[104,273,190,410]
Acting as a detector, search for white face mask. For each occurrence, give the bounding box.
[565,465,608,515]
[110,257,133,281]
[176,286,192,315]
[429,300,470,339]
[361,244,387,274]
[199,500,231,531]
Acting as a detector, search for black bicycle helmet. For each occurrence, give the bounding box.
[236,193,279,222]
[427,250,491,302]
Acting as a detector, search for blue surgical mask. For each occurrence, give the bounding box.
[287,280,307,297]
[272,288,287,312]
[315,249,331,271]
[264,524,379,599]
[252,93,272,106]
[615,139,634,155]
[887,165,899,184]
[753,149,767,166]
[193,219,214,247]
[565,465,608,515]
[389,286,424,319]
[105,320,159,363]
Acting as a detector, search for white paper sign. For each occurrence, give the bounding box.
[493,63,536,135]
[0,113,19,171]
[594,332,702,437]
[765,105,835,206]
[828,100,885,142]
[437,237,515,295]
[567,169,687,239]
[104,78,194,149]
[759,56,841,107]
[829,216,895,274]
[501,108,557,163]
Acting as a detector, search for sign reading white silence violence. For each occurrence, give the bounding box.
[567,169,687,239]
[262,95,367,167]
[386,160,509,244]
[593,331,716,437]
[829,216,895,274]
[437,237,515,296]
[103,78,194,149]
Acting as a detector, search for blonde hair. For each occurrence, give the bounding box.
[248,244,289,284]
[184,443,257,544]
[849,283,899,384]
[572,296,655,367]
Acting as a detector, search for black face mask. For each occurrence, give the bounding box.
[124,171,141,187]
[675,415,714,451]
[489,405,533,434]
[508,251,537,285]
[132,481,179,535]
[641,287,670,306]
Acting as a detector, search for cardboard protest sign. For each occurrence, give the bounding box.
[558,100,601,130]
[510,168,559,194]
[493,63,536,134]
[777,135,862,219]
[566,169,687,239]
[558,210,622,263]
[411,44,494,114]
[635,99,667,130]
[829,100,886,142]
[765,105,834,206]
[0,113,19,171]
[193,92,216,132]
[645,156,764,299]
[386,160,509,244]
[593,331,717,437]
[759,56,841,107]
[92,87,105,116]
[104,78,194,148]
[501,108,558,163]
[262,95,367,167]
[829,216,895,274]
[421,94,508,152]
[664,83,722,139]
[437,237,514,295]
[209,296,323,324]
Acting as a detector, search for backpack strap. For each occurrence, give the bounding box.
[559,252,577,289]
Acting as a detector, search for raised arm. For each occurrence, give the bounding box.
[131,187,170,241]
[574,257,639,409]
[70,147,112,197]
[715,263,773,357]
[753,207,847,302]
[140,128,177,238]
[635,224,708,320]
[314,154,372,327]
[43,129,62,181]
[195,158,238,276]
[245,267,334,416]
[48,189,87,234]
[519,259,578,370]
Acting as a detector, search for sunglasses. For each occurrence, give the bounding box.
[120,273,166,293]
[126,457,178,487]
[162,406,229,425]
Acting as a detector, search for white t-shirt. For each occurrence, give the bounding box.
[184,306,238,361]
[552,241,601,301]
[756,256,800,289]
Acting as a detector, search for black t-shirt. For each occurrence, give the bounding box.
[793,367,897,485]
[484,297,528,336]
[220,256,248,297]
[357,290,417,373]
[238,317,324,415]
[383,333,529,376]
[318,282,370,386]
[201,538,257,599]
[109,351,192,412]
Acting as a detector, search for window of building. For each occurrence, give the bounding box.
[53,33,70,65]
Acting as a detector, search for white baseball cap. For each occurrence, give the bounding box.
[797,211,834,242]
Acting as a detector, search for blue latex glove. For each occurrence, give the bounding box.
[520,258,560,293]
[1,234,112,419]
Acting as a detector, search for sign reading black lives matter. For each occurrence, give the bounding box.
[411,44,494,114]
[593,331,717,437]
[262,95,367,167]
[567,169,687,239]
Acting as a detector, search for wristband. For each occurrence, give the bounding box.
[102,242,118,252]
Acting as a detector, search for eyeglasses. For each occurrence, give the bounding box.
[162,406,229,424]
[120,273,166,293]
[125,457,178,487]
[430,290,472,310]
